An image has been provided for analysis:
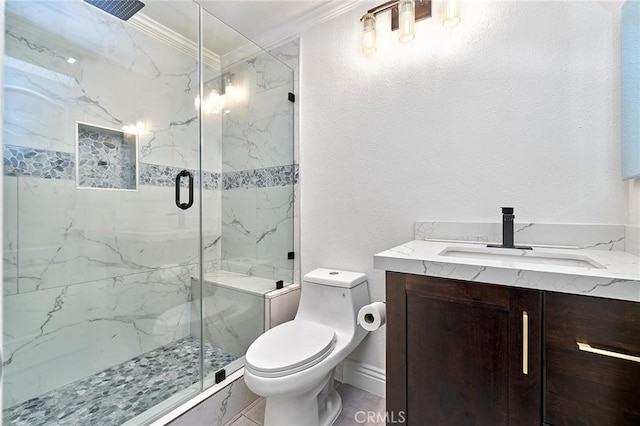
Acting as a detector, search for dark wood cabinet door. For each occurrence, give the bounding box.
[386,272,541,426]
[545,292,640,426]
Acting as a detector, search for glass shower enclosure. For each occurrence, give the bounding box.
[2,1,295,424]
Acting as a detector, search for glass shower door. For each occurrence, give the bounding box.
[2,1,206,424]
[198,6,296,386]
[3,0,295,423]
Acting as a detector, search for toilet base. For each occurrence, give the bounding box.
[262,370,342,426]
[321,389,342,426]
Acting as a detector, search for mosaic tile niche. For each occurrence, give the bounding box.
[77,122,137,190]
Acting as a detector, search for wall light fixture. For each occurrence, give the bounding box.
[361,0,460,54]
[442,0,461,27]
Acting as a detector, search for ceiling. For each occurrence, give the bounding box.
[141,0,362,56]
[197,1,332,42]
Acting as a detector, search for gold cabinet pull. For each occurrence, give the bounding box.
[577,342,640,363]
[522,311,528,375]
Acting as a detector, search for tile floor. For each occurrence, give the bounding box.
[225,383,386,426]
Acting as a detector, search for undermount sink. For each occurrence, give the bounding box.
[438,246,606,269]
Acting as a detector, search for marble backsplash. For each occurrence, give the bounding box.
[626,225,640,256]
[415,221,627,251]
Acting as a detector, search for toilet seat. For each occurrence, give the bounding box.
[246,319,337,378]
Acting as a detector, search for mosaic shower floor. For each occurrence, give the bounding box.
[4,337,237,426]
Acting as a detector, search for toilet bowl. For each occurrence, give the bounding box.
[244,268,370,426]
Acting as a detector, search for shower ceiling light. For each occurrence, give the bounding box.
[67,57,77,64]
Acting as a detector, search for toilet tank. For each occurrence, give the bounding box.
[295,269,370,334]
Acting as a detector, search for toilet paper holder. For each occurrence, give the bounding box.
[357,302,386,332]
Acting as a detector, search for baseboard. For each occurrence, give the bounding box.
[341,359,386,399]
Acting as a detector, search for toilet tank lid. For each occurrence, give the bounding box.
[303,268,367,288]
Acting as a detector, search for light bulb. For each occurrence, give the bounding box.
[398,0,415,42]
[442,0,461,27]
[361,13,377,55]
[225,82,237,101]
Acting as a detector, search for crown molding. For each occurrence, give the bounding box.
[131,1,363,71]
[129,13,221,70]
[254,0,365,51]
[221,0,365,68]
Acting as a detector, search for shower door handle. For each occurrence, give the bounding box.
[175,170,194,210]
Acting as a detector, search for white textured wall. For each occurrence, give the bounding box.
[300,1,628,371]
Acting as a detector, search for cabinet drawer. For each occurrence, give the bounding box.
[545,292,640,425]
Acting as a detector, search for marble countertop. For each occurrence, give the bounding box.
[374,240,640,302]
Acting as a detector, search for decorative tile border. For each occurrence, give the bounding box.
[138,163,219,191]
[3,145,298,190]
[222,164,298,190]
[3,145,75,180]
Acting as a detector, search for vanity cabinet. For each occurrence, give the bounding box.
[386,272,640,426]
[386,272,542,425]
[545,292,640,425]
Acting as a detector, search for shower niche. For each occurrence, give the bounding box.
[76,122,138,190]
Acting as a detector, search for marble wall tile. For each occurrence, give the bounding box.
[222,83,293,172]
[3,4,298,419]
[203,188,223,273]
[168,377,258,426]
[222,188,257,264]
[4,166,290,295]
[220,185,295,282]
[268,39,300,83]
[3,62,74,153]
[202,102,223,174]
[255,185,295,283]
[6,1,200,94]
[268,38,300,285]
[415,221,626,251]
[2,265,193,408]
[15,178,202,292]
[5,1,201,170]
[626,225,640,256]
[225,48,293,96]
[293,182,301,284]
[219,38,298,283]
[3,177,18,295]
[190,277,264,361]
[2,0,223,416]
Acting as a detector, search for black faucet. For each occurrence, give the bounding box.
[487,207,532,250]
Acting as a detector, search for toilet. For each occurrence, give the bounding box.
[244,268,371,426]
